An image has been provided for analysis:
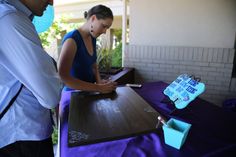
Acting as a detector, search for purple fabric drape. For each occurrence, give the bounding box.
[59,81,236,157]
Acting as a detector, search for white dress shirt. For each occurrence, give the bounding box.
[0,0,61,148]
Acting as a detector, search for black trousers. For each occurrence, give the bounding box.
[0,137,54,157]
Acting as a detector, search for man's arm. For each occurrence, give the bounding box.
[0,11,61,109]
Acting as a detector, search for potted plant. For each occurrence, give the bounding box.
[97,28,123,75]
[97,43,112,73]
[97,38,122,75]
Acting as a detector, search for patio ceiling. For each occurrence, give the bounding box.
[55,0,121,6]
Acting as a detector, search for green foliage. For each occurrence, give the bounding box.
[97,48,112,71]
[97,38,112,71]
[97,42,122,70]
[39,16,81,49]
[97,29,122,70]
[52,127,58,145]
[113,29,122,42]
[111,42,122,67]
[111,29,122,67]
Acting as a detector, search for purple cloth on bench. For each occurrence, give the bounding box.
[59,81,236,157]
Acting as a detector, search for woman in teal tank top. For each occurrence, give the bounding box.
[58,5,117,93]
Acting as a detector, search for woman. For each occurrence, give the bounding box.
[58,4,117,93]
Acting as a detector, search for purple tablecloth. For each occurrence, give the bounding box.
[59,81,236,157]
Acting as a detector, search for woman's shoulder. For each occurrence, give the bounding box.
[64,29,80,38]
[62,29,81,44]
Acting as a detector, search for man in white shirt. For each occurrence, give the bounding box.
[0,0,61,156]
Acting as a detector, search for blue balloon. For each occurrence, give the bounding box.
[32,5,54,33]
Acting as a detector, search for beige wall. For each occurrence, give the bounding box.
[129,0,236,48]
[126,0,236,106]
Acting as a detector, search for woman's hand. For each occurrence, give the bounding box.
[99,77,112,84]
[97,81,117,94]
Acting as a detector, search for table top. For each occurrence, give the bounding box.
[68,87,160,147]
[59,81,236,157]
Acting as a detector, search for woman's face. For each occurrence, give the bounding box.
[20,0,53,16]
[90,16,113,38]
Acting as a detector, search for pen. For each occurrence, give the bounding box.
[158,116,169,127]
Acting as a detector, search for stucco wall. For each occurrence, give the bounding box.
[129,0,236,48]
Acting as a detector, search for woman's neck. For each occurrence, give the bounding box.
[78,23,91,38]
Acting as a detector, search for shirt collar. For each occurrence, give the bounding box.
[3,0,33,19]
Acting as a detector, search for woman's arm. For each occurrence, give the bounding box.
[93,63,102,84]
[58,38,99,91]
[58,38,116,93]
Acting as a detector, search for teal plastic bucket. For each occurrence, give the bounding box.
[162,118,191,149]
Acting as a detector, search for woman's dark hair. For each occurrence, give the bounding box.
[84,5,113,20]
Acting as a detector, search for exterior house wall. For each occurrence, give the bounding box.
[125,0,236,106]
[124,45,235,106]
[129,0,236,48]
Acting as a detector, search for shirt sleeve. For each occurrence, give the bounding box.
[0,11,61,109]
